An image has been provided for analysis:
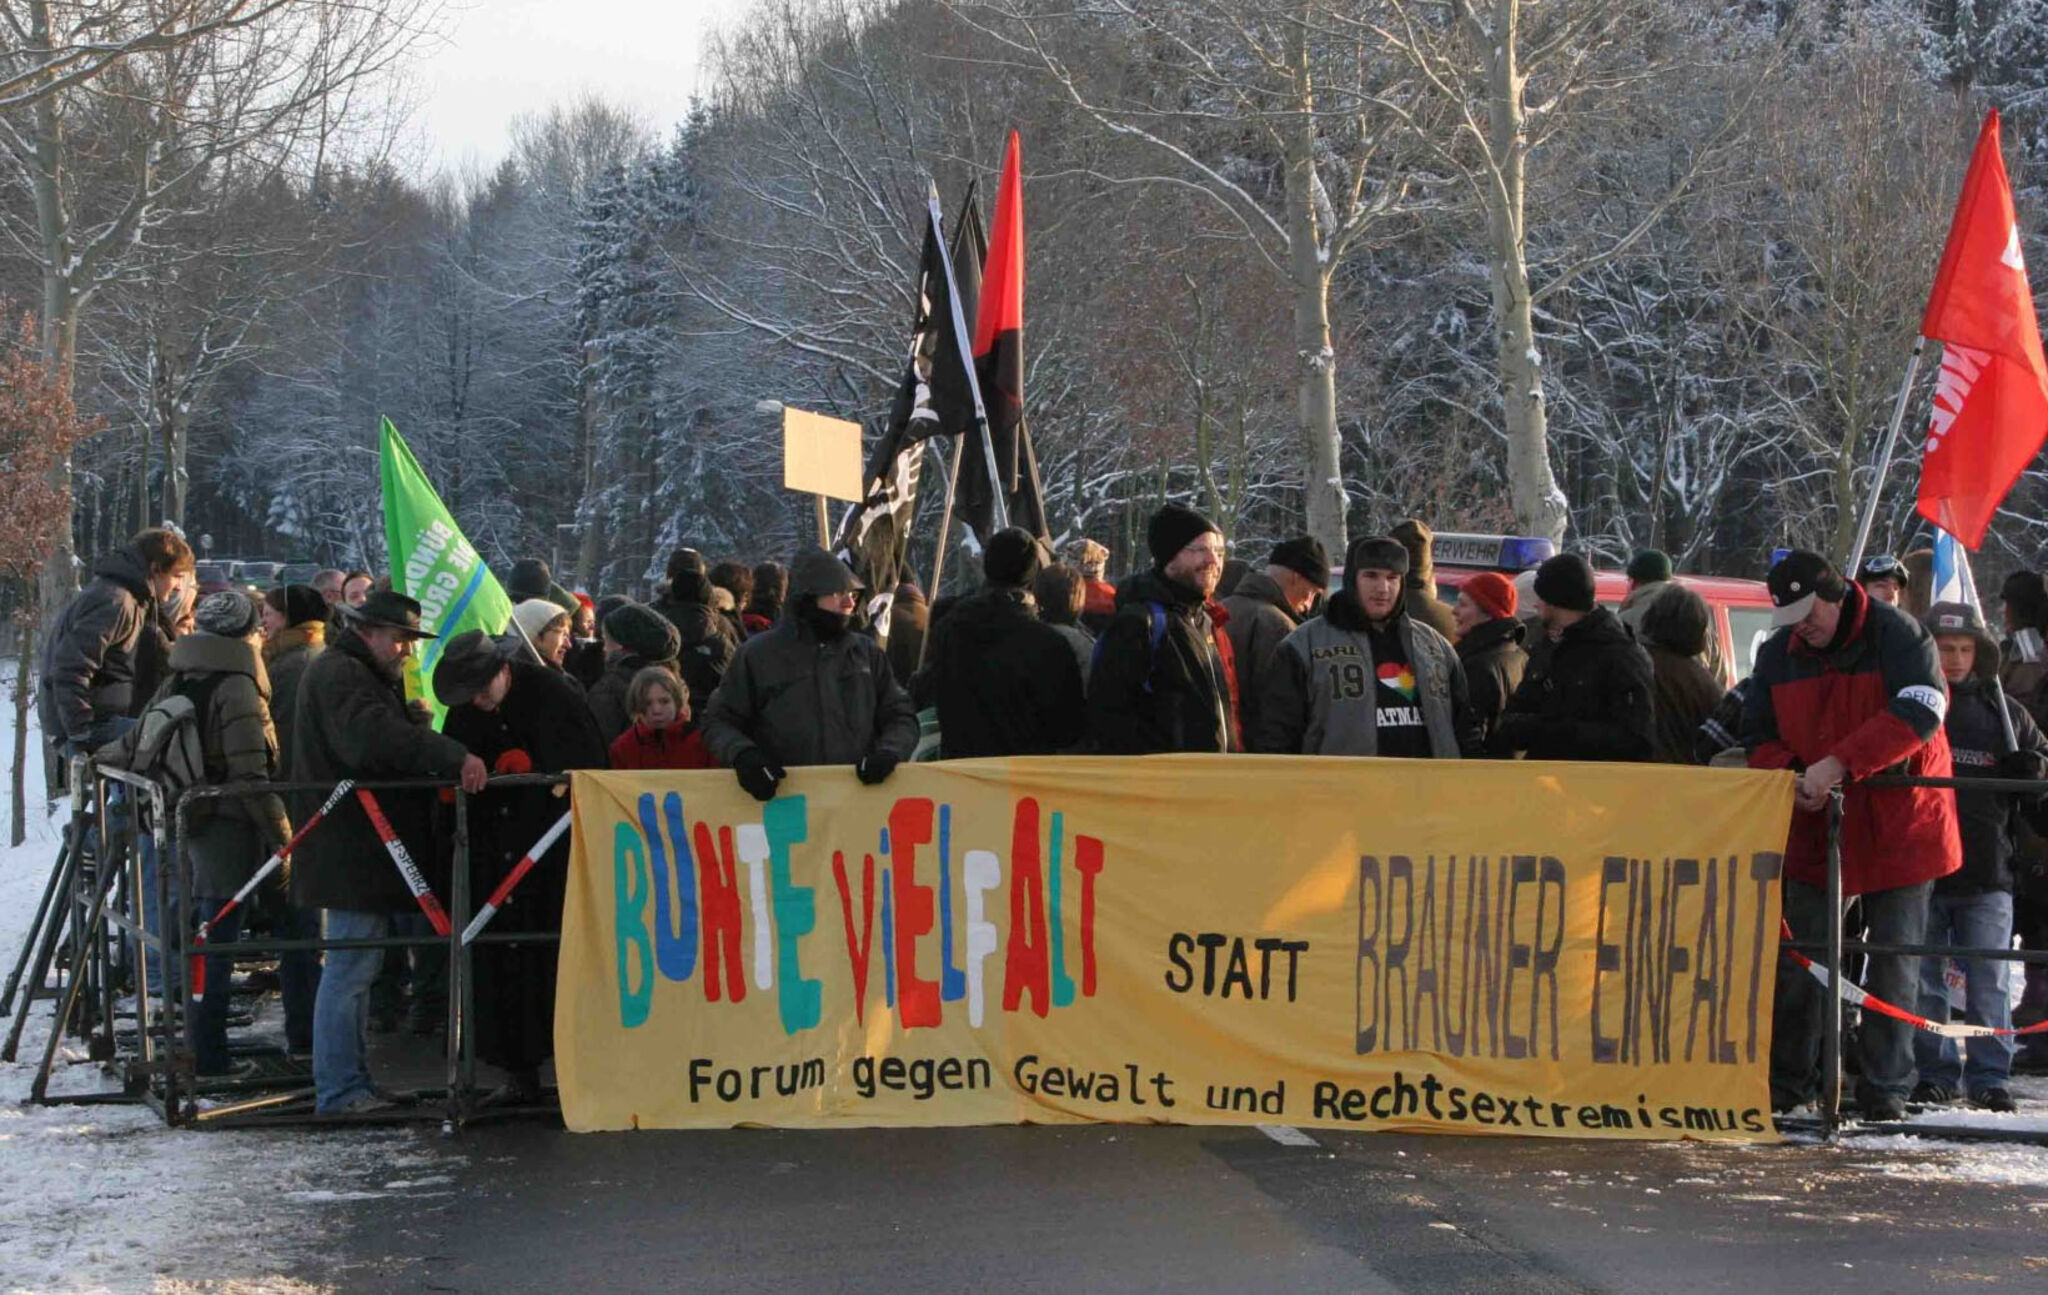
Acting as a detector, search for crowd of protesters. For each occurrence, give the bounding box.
[32,508,2048,1120]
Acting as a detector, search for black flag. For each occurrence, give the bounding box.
[835,185,982,632]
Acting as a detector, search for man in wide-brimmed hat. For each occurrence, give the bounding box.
[288,589,487,1117]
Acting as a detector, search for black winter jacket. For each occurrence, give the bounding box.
[1087,569,1238,754]
[925,587,1086,758]
[702,614,920,768]
[38,546,158,745]
[651,570,739,709]
[1943,673,2048,895]
[1221,571,1300,745]
[1455,615,1527,746]
[442,660,607,1071]
[287,629,470,912]
[1492,606,1653,761]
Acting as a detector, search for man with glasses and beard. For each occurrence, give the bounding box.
[1088,503,1243,754]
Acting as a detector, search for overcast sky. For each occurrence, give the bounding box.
[409,0,752,173]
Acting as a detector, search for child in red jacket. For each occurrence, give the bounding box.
[608,665,714,770]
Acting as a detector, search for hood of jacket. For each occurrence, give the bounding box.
[1322,587,1405,634]
[1559,604,1633,650]
[662,568,714,606]
[169,630,269,694]
[91,545,155,604]
[1637,582,1711,657]
[1228,569,1292,618]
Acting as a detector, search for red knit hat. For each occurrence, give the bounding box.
[1463,572,1517,621]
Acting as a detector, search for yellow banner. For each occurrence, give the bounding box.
[558,758,1793,1140]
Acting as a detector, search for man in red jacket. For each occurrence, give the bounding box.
[1743,551,1961,1120]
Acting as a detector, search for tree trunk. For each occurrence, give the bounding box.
[1477,2,1569,547]
[11,600,34,847]
[1285,31,1347,559]
[30,0,80,613]
[573,340,602,587]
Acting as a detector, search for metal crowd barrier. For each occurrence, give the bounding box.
[11,759,2047,1141]
[5,759,570,1131]
[1788,771,2048,1142]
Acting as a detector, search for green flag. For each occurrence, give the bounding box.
[379,416,513,724]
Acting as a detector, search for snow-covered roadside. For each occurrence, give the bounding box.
[1,676,454,1295]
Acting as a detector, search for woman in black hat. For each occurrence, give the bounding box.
[435,630,609,1106]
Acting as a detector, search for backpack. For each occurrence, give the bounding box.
[97,672,230,802]
[1091,601,1171,692]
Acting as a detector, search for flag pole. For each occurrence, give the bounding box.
[925,439,963,608]
[1846,338,1927,573]
[928,182,1009,533]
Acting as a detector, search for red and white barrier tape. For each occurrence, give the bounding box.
[459,812,573,946]
[355,787,452,936]
[1780,919,2048,1040]
[189,779,356,1002]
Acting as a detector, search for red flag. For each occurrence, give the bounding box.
[1917,110,2048,549]
[959,130,1046,540]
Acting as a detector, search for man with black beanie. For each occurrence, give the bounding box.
[1491,553,1653,761]
[922,527,1086,758]
[1742,549,1960,1119]
[1088,503,1241,753]
[1224,536,1328,745]
[1255,536,1480,758]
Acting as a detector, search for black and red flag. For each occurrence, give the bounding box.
[835,183,983,631]
[958,131,1048,542]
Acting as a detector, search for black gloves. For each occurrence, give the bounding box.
[734,749,787,802]
[1998,749,2048,782]
[856,750,900,786]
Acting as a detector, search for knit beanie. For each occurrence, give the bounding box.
[1146,503,1221,567]
[265,583,327,627]
[511,598,569,644]
[603,601,681,662]
[983,527,1046,588]
[196,590,260,638]
[507,558,552,603]
[1533,554,1597,613]
[1463,571,1517,622]
[1626,549,1673,585]
[1344,535,1410,579]
[1268,536,1330,588]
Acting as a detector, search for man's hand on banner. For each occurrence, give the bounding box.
[856,750,900,786]
[1797,755,1846,811]
[734,749,785,802]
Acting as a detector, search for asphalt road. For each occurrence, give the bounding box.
[318,1121,2048,1293]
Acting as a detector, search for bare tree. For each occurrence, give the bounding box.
[957,0,1443,558]
[0,0,439,609]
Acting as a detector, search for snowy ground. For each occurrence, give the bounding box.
[0,675,457,1295]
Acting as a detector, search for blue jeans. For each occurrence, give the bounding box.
[191,897,322,1075]
[313,910,390,1112]
[1914,889,2016,1095]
